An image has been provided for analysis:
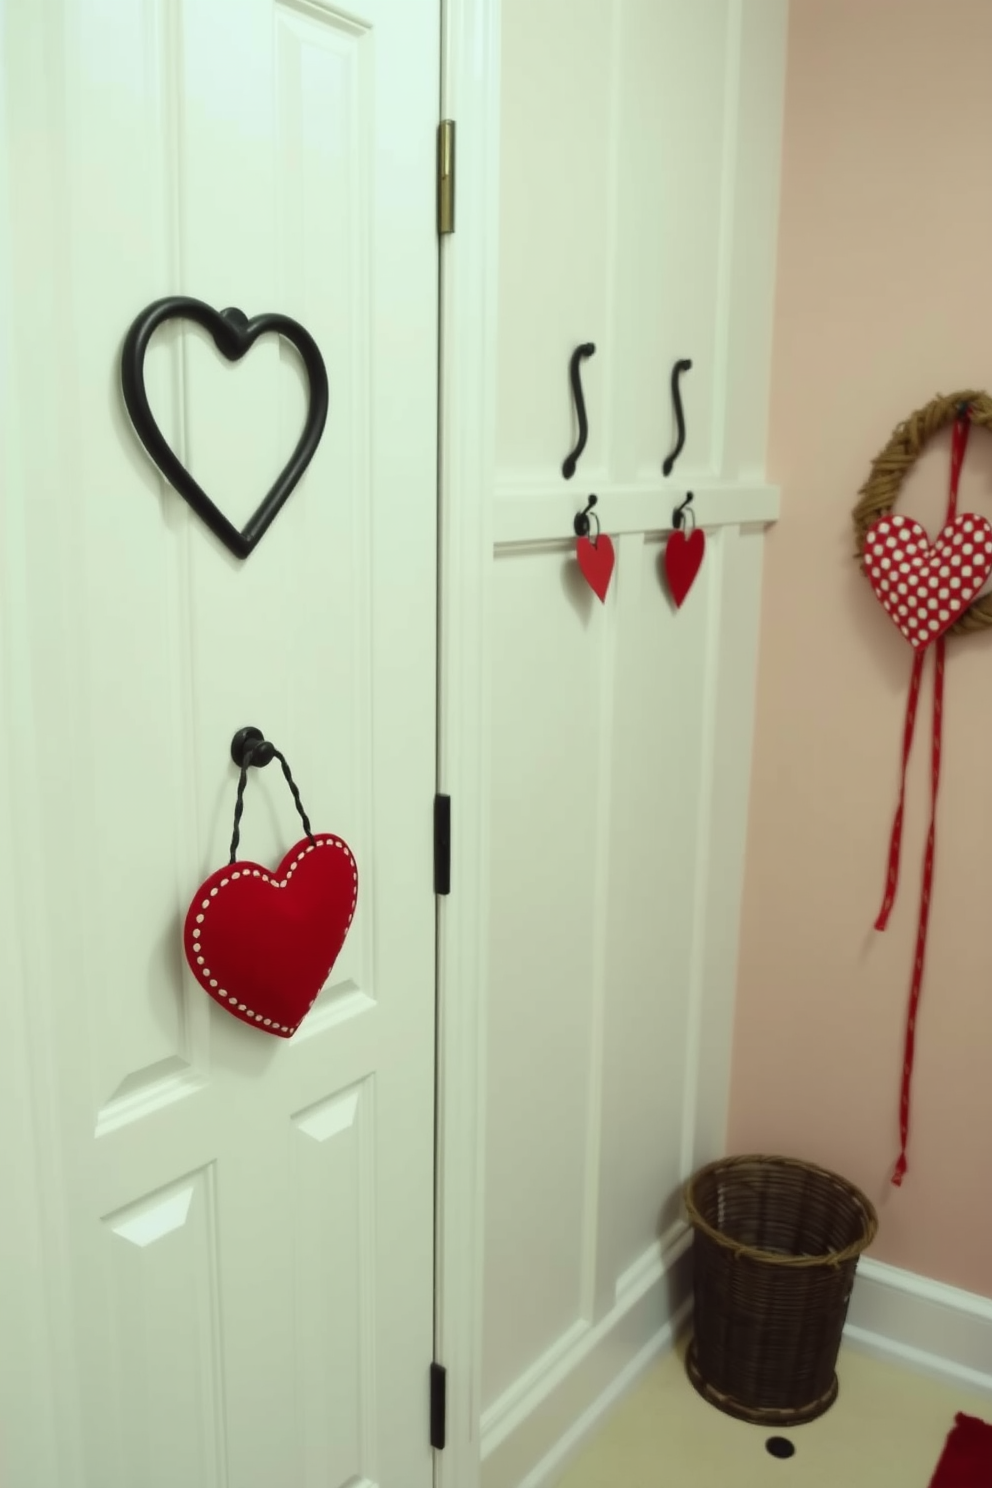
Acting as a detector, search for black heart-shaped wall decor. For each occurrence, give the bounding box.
[120,296,329,559]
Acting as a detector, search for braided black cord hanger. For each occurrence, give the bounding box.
[229,744,315,864]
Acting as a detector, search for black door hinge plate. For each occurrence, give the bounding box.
[430,1361,447,1450]
[434,794,451,895]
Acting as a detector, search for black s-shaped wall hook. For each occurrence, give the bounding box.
[662,358,693,477]
[562,342,596,479]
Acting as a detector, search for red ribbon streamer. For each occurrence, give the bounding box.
[875,414,970,1186]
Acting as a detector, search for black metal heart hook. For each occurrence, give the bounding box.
[121,296,329,559]
[662,358,693,477]
[562,342,596,480]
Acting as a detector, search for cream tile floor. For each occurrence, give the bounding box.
[552,1338,992,1488]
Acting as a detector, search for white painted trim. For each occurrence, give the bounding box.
[845,1258,992,1399]
[482,1224,690,1445]
[679,523,728,1182]
[478,1215,693,1466]
[478,1250,992,1488]
[493,480,779,546]
[721,0,789,478]
[579,551,622,1323]
[0,19,87,1480]
[435,2,502,1486]
[682,523,768,1176]
[481,1321,592,1453]
[480,1226,693,1488]
[613,1221,694,1308]
[709,0,743,475]
[516,1310,689,1488]
[477,1251,992,1488]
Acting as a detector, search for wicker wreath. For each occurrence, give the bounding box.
[852,389,992,636]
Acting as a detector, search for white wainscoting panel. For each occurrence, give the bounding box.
[479,2,788,1483]
[482,1226,693,1488]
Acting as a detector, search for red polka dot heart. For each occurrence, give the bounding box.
[863,512,992,650]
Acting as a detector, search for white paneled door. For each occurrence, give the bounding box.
[0,4,438,1488]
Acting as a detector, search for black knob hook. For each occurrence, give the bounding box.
[672,492,695,531]
[231,726,275,768]
[562,342,596,480]
[662,358,693,477]
[574,494,600,543]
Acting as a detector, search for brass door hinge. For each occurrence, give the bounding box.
[438,120,455,235]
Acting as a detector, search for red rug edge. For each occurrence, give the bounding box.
[928,1412,992,1488]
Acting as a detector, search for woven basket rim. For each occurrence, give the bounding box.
[684,1153,879,1268]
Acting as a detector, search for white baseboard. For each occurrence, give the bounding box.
[480,1224,694,1488]
[845,1257,992,1399]
[478,1243,992,1488]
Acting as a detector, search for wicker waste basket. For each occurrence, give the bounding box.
[684,1154,877,1426]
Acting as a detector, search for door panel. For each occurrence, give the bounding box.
[0,3,438,1485]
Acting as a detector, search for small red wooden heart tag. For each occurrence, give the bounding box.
[576,533,615,602]
[183,833,357,1038]
[863,512,992,649]
[664,527,705,608]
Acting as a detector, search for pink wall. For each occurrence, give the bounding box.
[730,0,992,1296]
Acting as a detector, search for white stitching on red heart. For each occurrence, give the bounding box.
[189,833,358,1035]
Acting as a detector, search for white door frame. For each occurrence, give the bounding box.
[435,1,501,1484]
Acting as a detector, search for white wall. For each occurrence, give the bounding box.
[479,5,788,1483]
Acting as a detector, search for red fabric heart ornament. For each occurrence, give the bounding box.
[664,527,705,608]
[863,512,992,650]
[183,834,358,1038]
[576,533,615,602]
